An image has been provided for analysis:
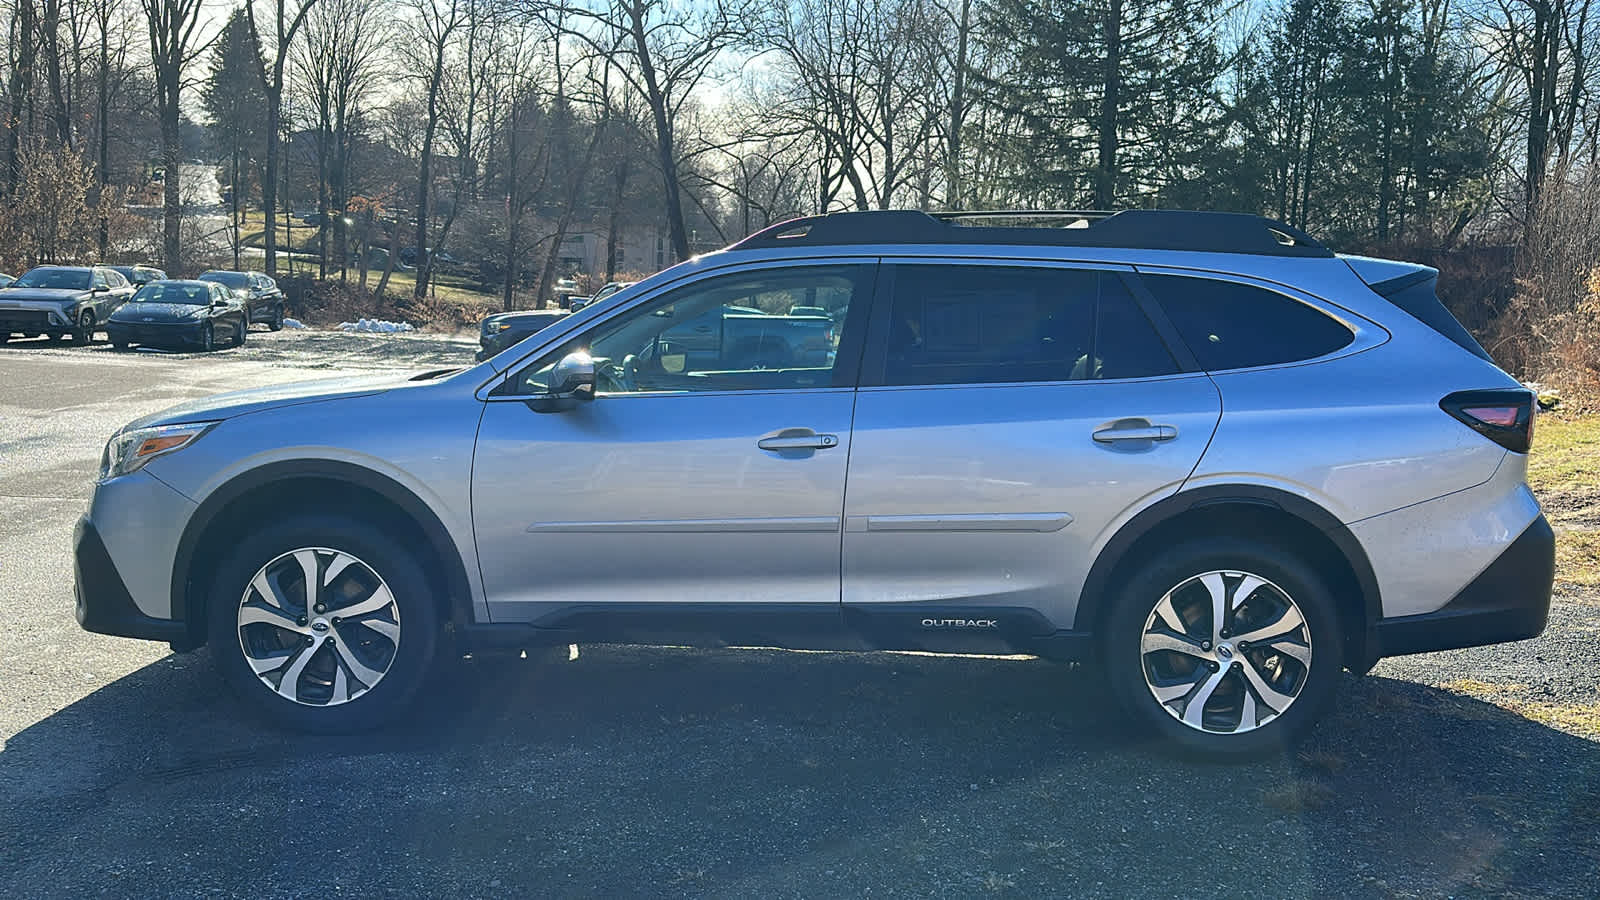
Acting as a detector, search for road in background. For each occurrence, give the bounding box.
[2,333,1598,898]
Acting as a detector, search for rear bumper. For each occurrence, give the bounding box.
[1372,515,1554,657]
[74,517,192,647]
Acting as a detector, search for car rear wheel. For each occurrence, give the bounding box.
[1101,537,1342,758]
[206,515,439,732]
[269,306,284,331]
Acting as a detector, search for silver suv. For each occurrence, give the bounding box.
[74,210,1554,756]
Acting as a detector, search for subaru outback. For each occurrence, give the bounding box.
[74,210,1554,756]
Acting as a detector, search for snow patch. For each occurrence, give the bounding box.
[337,318,415,334]
[280,317,308,329]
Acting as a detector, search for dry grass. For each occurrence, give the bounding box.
[1529,414,1600,585]
[1515,702,1600,738]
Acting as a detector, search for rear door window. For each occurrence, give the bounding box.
[876,264,1178,386]
[1140,274,1353,371]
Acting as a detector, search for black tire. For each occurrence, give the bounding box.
[1100,536,1343,759]
[235,319,247,347]
[72,311,95,345]
[0,332,8,344]
[111,340,129,351]
[269,306,284,331]
[200,322,215,352]
[206,515,440,733]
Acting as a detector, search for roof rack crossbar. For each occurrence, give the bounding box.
[729,209,1332,258]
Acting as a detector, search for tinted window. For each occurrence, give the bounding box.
[133,282,211,305]
[200,272,251,289]
[881,265,1176,386]
[1142,274,1353,370]
[13,268,91,289]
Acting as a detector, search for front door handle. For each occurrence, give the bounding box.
[1093,423,1178,443]
[758,429,839,451]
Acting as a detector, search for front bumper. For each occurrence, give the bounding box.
[1372,515,1555,657]
[74,517,192,646]
[107,321,206,347]
[0,306,72,335]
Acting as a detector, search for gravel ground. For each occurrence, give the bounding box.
[1,331,1598,898]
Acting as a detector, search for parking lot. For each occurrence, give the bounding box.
[2,331,1599,898]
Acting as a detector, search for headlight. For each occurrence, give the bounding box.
[485,321,507,334]
[100,422,215,480]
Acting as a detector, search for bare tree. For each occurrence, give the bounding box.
[757,0,948,211]
[534,0,748,261]
[4,0,40,194]
[404,0,468,299]
[141,0,206,272]
[297,0,388,280]
[246,0,321,276]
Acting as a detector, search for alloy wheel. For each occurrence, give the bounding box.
[1139,570,1313,734]
[235,547,402,707]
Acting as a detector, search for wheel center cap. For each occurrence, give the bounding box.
[1216,643,1234,660]
[311,619,330,633]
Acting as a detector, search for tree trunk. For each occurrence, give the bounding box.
[414,38,448,301]
[946,0,971,210]
[160,80,182,273]
[97,4,110,257]
[626,5,689,261]
[264,89,283,276]
[1094,0,1122,209]
[3,0,37,195]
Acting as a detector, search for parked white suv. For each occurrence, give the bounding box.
[74,210,1553,756]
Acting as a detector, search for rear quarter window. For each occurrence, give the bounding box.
[1141,274,1353,370]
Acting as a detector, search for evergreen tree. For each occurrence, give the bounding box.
[975,0,1229,208]
[204,9,269,268]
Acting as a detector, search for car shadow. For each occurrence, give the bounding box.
[2,646,1597,896]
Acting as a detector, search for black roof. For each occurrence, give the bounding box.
[729,209,1333,258]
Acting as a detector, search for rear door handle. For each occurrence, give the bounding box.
[1093,424,1177,443]
[758,429,839,451]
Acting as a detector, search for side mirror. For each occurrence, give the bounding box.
[527,350,595,413]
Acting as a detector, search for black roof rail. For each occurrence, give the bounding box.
[728,209,1333,258]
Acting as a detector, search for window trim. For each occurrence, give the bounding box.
[479,257,881,401]
[858,258,1189,389]
[1131,265,1389,375]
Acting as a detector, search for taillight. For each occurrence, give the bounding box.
[1440,389,1535,452]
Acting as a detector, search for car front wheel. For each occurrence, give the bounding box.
[206,515,439,732]
[1101,537,1342,758]
[73,311,96,345]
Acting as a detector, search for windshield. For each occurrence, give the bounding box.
[133,283,212,305]
[12,268,91,290]
[199,272,250,289]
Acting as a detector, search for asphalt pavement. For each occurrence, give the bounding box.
[2,332,1598,898]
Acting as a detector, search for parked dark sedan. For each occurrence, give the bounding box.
[106,280,248,352]
[477,308,570,360]
[107,264,168,286]
[0,264,135,344]
[197,270,285,330]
